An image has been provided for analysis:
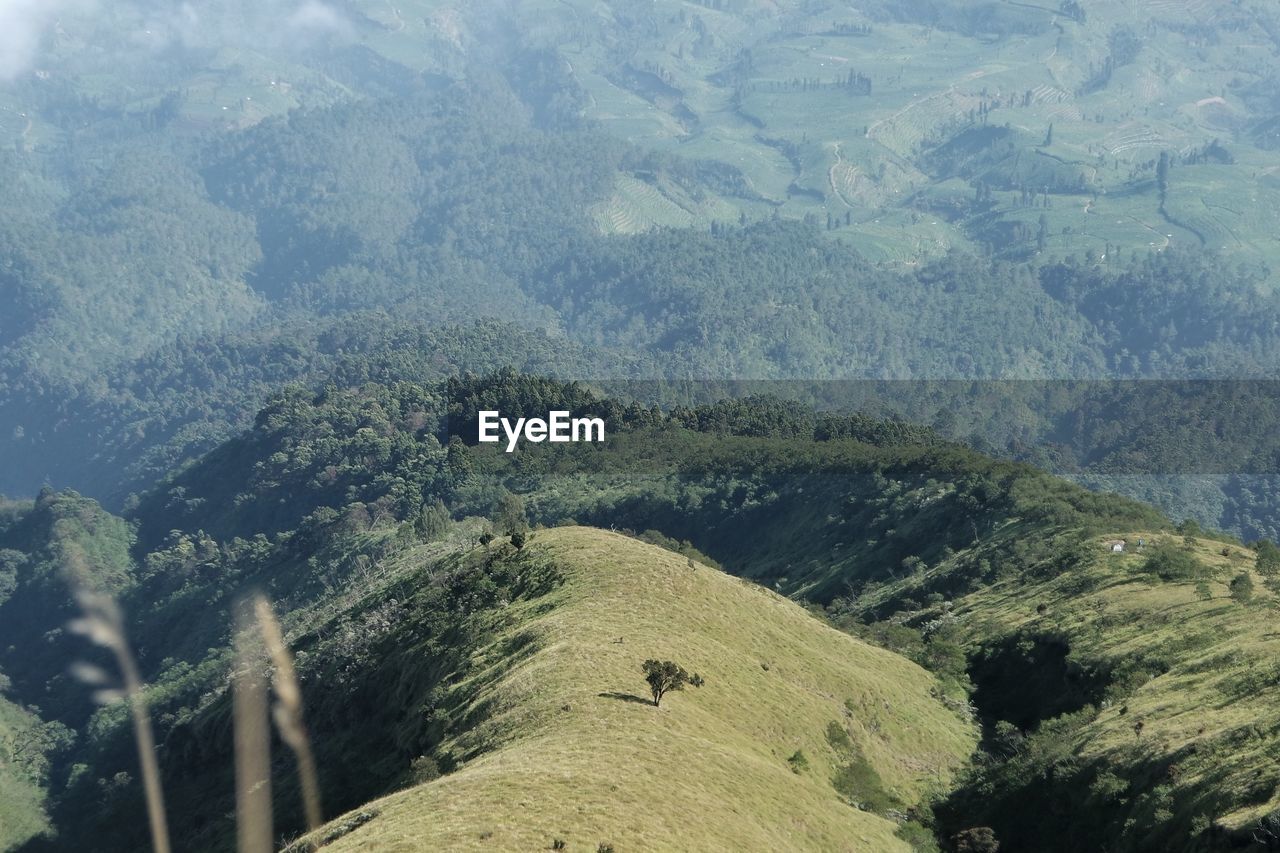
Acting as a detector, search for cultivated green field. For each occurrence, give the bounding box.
[15,0,1280,269]
[518,0,1280,266]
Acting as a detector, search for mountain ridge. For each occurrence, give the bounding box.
[290,525,975,852]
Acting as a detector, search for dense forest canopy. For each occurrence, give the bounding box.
[3,1,1280,542]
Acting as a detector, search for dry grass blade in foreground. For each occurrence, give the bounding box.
[68,587,172,853]
[254,593,323,832]
[234,602,274,853]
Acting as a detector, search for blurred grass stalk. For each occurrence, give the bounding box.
[70,588,172,853]
[254,593,323,833]
[234,604,273,853]
[70,563,321,853]
[235,592,324,851]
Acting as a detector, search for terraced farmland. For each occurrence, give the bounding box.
[6,0,1280,269]
[474,0,1280,268]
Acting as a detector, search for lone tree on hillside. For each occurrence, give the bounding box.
[495,490,528,537]
[642,659,704,707]
[414,498,451,542]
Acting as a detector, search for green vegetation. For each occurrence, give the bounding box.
[290,527,972,851]
[11,1,1278,270]
[900,531,1280,850]
[1229,571,1255,604]
[7,4,1280,544]
[0,695,58,850]
[1141,541,1209,582]
[5,374,1277,851]
[5,0,1280,844]
[641,659,702,708]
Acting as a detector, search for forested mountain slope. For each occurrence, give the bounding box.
[1,0,1280,847]
[2,376,1279,851]
[6,1,1280,544]
[9,0,1280,267]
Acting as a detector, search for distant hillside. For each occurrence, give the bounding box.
[9,0,1280,267]
[296,526,974,851]
[8,0,1280,547]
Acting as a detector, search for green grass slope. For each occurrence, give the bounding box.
[858,530,1280,850]
[304,526,975,852]
[975,534,1280,842]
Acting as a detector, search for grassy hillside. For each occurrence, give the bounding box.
[846,530,1280,850]
[297,526,974,852]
